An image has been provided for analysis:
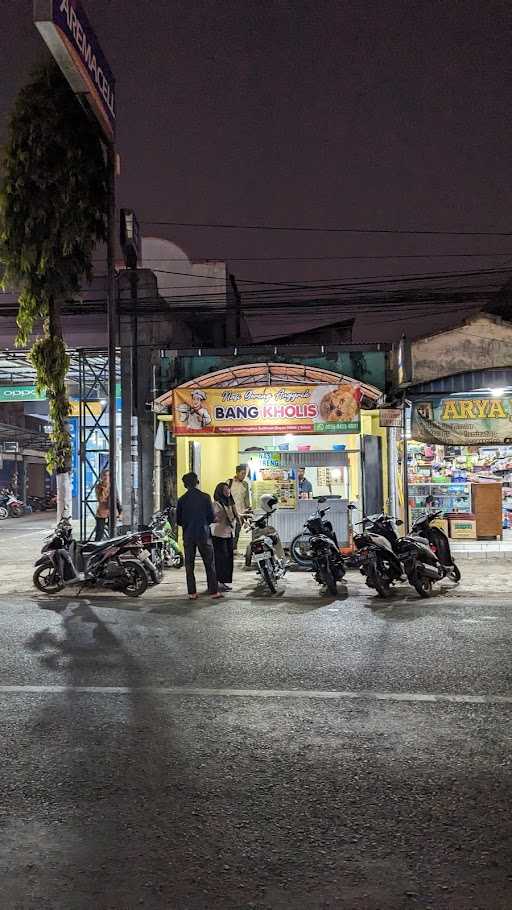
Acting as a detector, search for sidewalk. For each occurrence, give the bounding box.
[1,512,511,599]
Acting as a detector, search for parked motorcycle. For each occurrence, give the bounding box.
[246,496,287,594]
[411,510,461,583]
[355,513,449,599]
[33,518,148,597]
[0,490,24,518]
[354,514,405,598]
[146,510,184,569]
[291,501,346,594]
[290,500,357,570]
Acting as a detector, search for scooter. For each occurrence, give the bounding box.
[246,496,287,594]
[33,518,149,597]
[411,510,461,583]
[354,514,405,598]
[0,490,24,518]
[299,502,346,595]
[355,512,448,599]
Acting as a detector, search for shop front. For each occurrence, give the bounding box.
[406,370,512,544]
[156,362,392,548]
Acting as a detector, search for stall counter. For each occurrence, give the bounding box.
[272,498,349,547]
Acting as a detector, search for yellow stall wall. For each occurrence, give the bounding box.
[176,435,240,498]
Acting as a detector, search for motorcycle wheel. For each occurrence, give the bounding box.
[319,561,338,595]
[369,568,391,598]
[10,505,23,518]
[448,564,461,582]
[413,575,433,598]
[290,531,314,568]
[33,564,64,594]
[171,552,184,569]
[0,507,8,520]
[122,559,149,597]
[260,562,277,595]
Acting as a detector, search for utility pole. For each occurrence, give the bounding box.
[120,209,142,528]
[107,146,118,536]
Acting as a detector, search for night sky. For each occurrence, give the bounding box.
[1,0,512,340]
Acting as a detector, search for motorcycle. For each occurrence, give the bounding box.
[246,497,287,594]
[411,510,461,583]
[354,514,405,598]
[33,518,149,597]
[146,510,184,569]
[138,525,166,585]
[290,500,357,570]
[355,513,448,599]
[292,502,346,594]
[0,490,24,518]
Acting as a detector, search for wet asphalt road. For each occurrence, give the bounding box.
[1,572,512,910]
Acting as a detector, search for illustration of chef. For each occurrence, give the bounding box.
[177,389,213,430]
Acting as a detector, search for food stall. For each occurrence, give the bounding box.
[156,363,391,549]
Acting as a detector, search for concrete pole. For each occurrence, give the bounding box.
[107,144,118,536]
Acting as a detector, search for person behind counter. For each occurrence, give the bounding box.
[297,466,313,498]
[229,464,251,552]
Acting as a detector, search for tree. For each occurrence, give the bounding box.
[0,60,108,519]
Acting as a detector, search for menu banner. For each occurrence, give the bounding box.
[173,384,361,436]
[412,397,512,445]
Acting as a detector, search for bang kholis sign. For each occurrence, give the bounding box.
[412,397,512,445]
[172,384,361,436]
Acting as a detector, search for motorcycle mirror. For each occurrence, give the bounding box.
[395,519,404,526]
[347,503,357,510]
[317,496,327,503]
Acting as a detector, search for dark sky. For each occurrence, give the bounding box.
[2,0,512,341]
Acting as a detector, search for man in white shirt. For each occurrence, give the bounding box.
[229,464,251,552]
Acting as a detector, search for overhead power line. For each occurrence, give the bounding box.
[141,219,512,237]
[121,252,512,262]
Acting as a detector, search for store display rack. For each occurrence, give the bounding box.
[409,482,471,519]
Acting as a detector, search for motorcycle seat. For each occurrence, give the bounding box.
[81,533,136,552]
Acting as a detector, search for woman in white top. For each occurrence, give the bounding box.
[211,482,238,591]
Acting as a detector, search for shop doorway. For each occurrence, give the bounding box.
[362,435,384,516]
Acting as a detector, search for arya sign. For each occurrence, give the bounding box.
[34,0,115,140]
[173,384,362,436]
[412,397,512,445]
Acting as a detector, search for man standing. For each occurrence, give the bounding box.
[176,472,221,601]
[229,464,251,552]
[297,467,313,498]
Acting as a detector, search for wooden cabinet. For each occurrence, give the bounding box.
[471,483,502,539]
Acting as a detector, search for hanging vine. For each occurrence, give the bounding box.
[0,60,108,475]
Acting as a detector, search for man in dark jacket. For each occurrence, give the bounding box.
[176,472,221,600]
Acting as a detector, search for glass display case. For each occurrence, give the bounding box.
[408,482,471,523]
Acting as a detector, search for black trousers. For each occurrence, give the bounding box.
[184,536,218,595]
[212,536,234,584]
[95,517,107,541]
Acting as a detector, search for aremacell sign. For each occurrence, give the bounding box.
[34,0,115,140]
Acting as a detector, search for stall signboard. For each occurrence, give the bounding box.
[173,384,361,436]
[412,397,512,445]
[379,408,402,428]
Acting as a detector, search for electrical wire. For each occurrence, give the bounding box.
[140,219,512,237]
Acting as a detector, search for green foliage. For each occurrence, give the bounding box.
[0,61,108,473]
